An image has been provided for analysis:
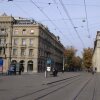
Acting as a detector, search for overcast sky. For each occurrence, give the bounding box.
[0,0,100,57]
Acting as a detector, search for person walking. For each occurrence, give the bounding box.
[19,65,24,75]
[13,65,16,75]
[92,67,95,75]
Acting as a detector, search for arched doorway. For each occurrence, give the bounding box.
[11,60,17,65]
[19,60,25,71]
[27,60,33,71]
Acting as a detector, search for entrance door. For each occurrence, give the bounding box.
[27,60,33,71]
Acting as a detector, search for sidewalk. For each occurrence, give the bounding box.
[0,72,80,85]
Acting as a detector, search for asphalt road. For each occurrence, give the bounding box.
[0,72,99,100]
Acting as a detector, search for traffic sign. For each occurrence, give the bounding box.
[47,58,52,64]
[47,66,51,71]
[0,58,3,72]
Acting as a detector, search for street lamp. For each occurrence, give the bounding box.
[63,54,65,71]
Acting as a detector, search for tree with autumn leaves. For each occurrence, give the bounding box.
[82,47,93,69]
[64,46,93,71]
[64,46,82,71]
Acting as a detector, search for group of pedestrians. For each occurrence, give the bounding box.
[8,64,24,75]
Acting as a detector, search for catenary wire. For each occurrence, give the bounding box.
[7,0,100,7]
[52,0,75,43]
[83,0,92,43]
[7,0,73,45]
[30,0,73,45]
[59,0,85,48]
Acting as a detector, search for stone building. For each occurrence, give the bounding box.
[92,31,100,72]
[0,14,64,73]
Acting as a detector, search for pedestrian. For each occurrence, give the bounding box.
[8,65,14,75]
[52,67,58,77]
[13,65,16,75]
[92,67,95,75]
[95,67,97,72]
[19,65,24,75]
[21,65,24,72]
[19,66,22,75]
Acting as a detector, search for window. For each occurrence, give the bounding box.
[0,48,4,55]
[14,39,18,45]
[0,48,2,55]
[29,49,33,56]
[22,29,26,35]
[0,38,5,45]
[13,48,17,56]
[14,30,18,35]
[21,48,26,56]
[41,31,43,36]
[38,50,40,56]
[30,30,34,34]
[1,28,5,34]
[22,39,26,45]
[29,39,33,45]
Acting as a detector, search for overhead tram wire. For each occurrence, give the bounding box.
[52,0,75,43]
[59,0,85,48]
[7,0,34,19]
[7,0,73,45]
[30,0,73,45]
[83,0,92,43]
[38,17,86,22]
[12,3,31,18]
[7,1,100,7]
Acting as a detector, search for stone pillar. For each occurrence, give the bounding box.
[33,58,38,73]
[24,60,27,72]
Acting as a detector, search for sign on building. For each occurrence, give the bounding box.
[0,58,3,72]
[47,58,52,65]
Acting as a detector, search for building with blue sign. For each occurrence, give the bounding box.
[0,13,64,73]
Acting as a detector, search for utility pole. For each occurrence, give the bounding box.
[45,69,47,78]
[63,54,65,71]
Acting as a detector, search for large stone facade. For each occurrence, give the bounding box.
[0,14,64,73]
[92,31,100,72]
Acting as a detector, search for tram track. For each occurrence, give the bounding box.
[12,73,95,100]
[34,77,81,100]
[13,74,81,100]
[31,74,93,100]
[73,74,97,100]
[92,75,96,100]
[73,77,93,100]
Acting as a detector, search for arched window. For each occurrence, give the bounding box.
[11,60,17,65]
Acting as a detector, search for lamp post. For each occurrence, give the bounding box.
[45,57,52,78]
[63,53,65,71]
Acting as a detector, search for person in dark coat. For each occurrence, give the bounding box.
[19,65,24,75]
[52,67,58,77]
[13,65,16,75]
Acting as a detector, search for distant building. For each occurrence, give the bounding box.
[92,31,100,72]
[0,13,64,73]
